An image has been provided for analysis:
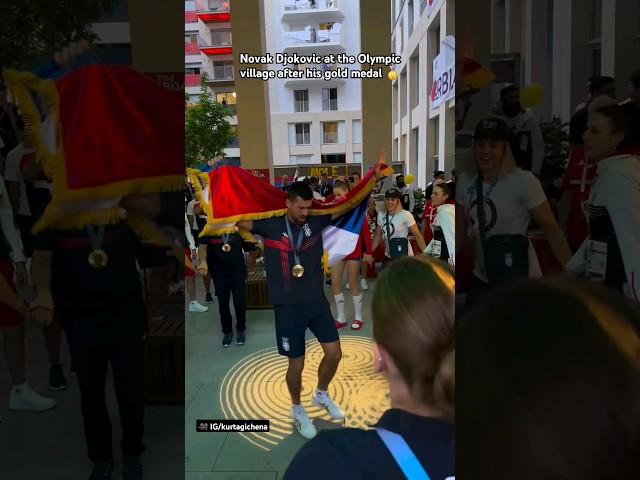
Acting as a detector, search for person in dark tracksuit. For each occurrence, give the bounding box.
[198,232,256,347]
[31,222,146,480]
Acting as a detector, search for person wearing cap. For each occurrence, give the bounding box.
[372,187,429,263]
[457,117,571,308]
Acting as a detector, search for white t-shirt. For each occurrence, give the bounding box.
[3,144,33,216]
[377,209,416,257]
[457,169,546,281]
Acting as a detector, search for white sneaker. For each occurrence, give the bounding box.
[360,278,369,291]
[188,301,209,313]
[311,390,345,420]
[292,406,317,440]
[9,384,56,411]
[345,282,350,290]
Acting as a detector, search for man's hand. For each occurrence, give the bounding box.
[30,290,55,326]
[14,262,28,289]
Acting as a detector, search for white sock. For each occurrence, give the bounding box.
[334,293,346,323]
[292,404,306,417]
[353,293,363,320]
[315,388,328,397]
[12,382,28,391]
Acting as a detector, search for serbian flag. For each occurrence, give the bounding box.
[2,64,184,233]
[189,164,391,266]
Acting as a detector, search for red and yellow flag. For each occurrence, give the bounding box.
[3,65,184,233]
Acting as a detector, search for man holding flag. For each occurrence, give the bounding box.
[196,161,387,440]
[237,181,343,440]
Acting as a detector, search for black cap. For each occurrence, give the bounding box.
[385,187,402,199]
[474,117,512,142]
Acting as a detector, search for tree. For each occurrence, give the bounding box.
[0,0,116,69]
[185,73,235,168]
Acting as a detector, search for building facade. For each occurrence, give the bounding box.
[185,0,240,162]
[490,0,640,123]
[262,0,364,176]
[391,0,455,189]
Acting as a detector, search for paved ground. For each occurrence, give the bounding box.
[185,275,390,480]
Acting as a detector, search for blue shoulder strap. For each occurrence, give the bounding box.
[375,428,431,480]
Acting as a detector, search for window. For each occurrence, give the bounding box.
[410,54,420,109]
[185,33,198,44]
[352,120,362,144]
[321,154,346,164]
[216,92,237,115]
[185,67,201,75]
[408,0,414,36]
[295,123,311,145]
[353,152,363,164]
[322,88,338,111]
[400,70,408,118]
[322,122,338,144]
[212,62,234,80]
[432,117,440,169]
[294,90,309,112]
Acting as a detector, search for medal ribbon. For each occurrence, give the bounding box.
[86,225,106,251]
[285,217,304,269]
[221,233,231,245]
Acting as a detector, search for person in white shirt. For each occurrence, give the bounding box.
[457,118,571,304]
[425,182,455,266]
[500,85,545,176]
[395,174,415,214]
[0,175,56,413]
[372,188,428,262]
[185,213,208,313]
[4,139,35,257]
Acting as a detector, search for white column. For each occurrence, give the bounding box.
[600,0,616,76]
[552,0,573,122]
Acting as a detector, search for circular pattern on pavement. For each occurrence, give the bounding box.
[219,336,390,451]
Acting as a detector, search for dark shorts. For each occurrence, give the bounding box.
[274,299,338,358]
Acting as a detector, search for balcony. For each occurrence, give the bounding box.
[283,24,344,55]
[199,33,232,56]
[196,0,231,22]
[203,64,234,82]
[282,0,343,23]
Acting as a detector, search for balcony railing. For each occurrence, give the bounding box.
[196,0,230,12]
[204,64,234,81]
[198,33,232,48]
[284,0,338,11]
[284,24,341,46]
[220,103,237,116]
[322,131,338,144]
[322,98,338,111]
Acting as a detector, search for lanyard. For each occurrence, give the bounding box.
[285,217,304,266]
[86,225,106,251]
[221,233,231,244]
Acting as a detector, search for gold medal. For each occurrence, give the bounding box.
[88,249,109,269]
[292,264,305,278]
[222,243,231,252]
